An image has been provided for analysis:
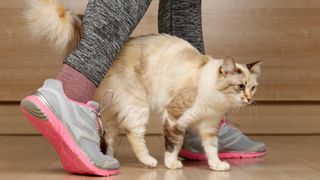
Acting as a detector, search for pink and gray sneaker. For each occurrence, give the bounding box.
[20,79,120,176]
[179,120,266,160]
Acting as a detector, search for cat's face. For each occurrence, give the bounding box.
[217,57,261,107]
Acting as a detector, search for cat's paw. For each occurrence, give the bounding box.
[165,159,183,169]
[209,160,230,171]
[140,156,158,168]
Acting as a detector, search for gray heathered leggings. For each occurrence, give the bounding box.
[65,0,204,86]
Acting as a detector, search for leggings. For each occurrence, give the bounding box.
[65,0,204,86]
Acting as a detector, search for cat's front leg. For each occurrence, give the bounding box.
[103,124,119,157]
[123,107,158,168]
[163,120,185,169]
[198,120,230,171]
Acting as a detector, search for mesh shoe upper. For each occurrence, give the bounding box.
[183,120,266,153]
[36,79,119,169]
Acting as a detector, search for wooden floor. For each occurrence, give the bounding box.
[1,135,320,180]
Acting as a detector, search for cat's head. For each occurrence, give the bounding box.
[217,57,261,107]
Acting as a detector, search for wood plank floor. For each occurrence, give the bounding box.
[1,135,320,180]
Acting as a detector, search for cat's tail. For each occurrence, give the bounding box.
[24,0,83,54]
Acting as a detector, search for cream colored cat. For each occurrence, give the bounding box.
[95,34,260,171]
[26,0,261,171]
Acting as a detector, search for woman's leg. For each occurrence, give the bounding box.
[158,0,266,160]
[158,0,204,54]
[21,0,151,176]
[58,0,151,103]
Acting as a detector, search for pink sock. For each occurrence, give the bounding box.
[56,64,96,103]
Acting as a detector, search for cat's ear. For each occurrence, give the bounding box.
[221,56,237,76]
[246,60,262,75]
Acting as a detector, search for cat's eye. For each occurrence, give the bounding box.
[238,84,245,91]
[251,86,256,91]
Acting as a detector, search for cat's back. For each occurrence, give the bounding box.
[107,33,205,79]
[128,34,193,52]
[99,34,207,111]
[125,33,207,78]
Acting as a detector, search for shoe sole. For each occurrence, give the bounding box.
[20,95,120,176]
[179,149,266,161]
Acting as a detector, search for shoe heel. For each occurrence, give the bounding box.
[21,98,48,120]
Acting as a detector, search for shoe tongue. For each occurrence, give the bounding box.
[87,101,100,111]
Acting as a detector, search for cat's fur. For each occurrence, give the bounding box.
[24,0,83,54]
[25,0,261,171]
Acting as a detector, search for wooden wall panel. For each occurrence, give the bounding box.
[228,103,320,134]
[1,0,320,134]
[2,103,320,135]
[0,104,38,134]
[202,0,320,100]
[1,0,320,101]
[0,0,62,101]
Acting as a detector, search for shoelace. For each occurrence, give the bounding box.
[94,111,104,137]
[221,117,241,128]
[94,90,114,137]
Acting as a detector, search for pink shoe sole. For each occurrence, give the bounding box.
[179,149,266,161]
[20,95,120,176]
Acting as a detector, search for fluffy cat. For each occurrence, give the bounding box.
[25,0,261,171]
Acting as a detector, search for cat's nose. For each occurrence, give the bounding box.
[241,97,252,104]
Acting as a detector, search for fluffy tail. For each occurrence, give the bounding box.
[24,0,83,54]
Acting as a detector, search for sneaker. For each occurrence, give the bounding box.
[20,79,120,176]
[179,119,266,160]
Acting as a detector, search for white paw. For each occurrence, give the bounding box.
[209,160,230,171]
[140,156,158,168]
[165,160,183,169]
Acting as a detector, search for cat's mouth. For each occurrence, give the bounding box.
[239,101,252,106]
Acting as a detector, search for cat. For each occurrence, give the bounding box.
[25,0,261,171]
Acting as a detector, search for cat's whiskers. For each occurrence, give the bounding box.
[252,100,257,106]
[248,102,253,125]
[252,100,258,116]
[246,100,258,128]
[235,105,240,115]
[229,105,237,119]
